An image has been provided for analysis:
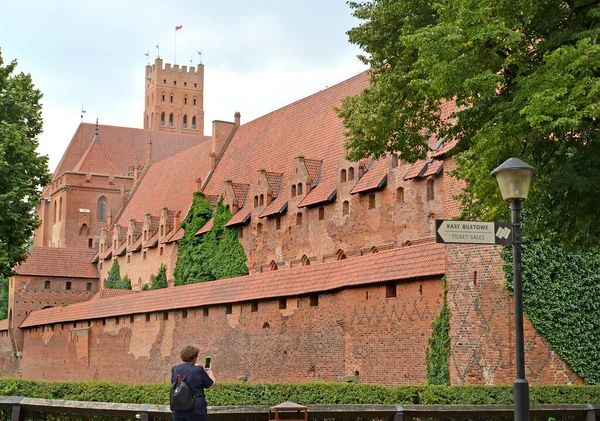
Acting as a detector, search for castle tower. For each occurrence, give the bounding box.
[143,58,205,136]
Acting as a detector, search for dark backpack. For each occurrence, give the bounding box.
[170,366,196,411]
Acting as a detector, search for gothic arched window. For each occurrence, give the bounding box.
[97,197,107,221]
[169,113,174,127]
[160,112,165,126]
[183,115,188,128]
[192,116,197,129]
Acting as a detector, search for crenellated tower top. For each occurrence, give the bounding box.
[143,58,205,136]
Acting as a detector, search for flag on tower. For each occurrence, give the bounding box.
[175,25,182,31]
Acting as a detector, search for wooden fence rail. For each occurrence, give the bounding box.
[0,396,597,421]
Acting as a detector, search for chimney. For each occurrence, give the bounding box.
[174,211,181,230]
[234,111,241,126]
[212,119,236,156]
[196,177,202,192]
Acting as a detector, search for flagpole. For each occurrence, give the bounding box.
[174,24,177,64]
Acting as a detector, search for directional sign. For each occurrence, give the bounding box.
[435,220,513,245]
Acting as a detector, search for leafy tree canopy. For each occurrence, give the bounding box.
[0,49,50,276]
[338,0,600,247]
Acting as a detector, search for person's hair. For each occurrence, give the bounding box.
[180,345,199,363]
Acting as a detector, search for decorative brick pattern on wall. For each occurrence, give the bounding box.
[445,244,581,385]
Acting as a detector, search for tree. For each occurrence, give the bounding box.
[105,260,121,289]
[338,0,600,248]
[0,276,8,319]
[117,274,132,290]
[0,49,50,277]
[150,264,168,290]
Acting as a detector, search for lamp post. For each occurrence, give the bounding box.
[491,158,536,421]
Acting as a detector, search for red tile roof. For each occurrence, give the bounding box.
[20,242,445,328]
[303,159,322,185]
[202,71,370,214]
[232,183,250,207]
[101,246,113,260]
[404,160,429,180]
[127,235,143,253]
[0,319,8,331]
[350,159,388,194]
[259,195,288,218]
[114,241,128,257]
[143,233,159,249]
[225,207,251,227]
[91,290,139,300]
[265,172,284,195]
[422,160,444,177]
[195,217,214,235]
[431,138,459,158]
[297,185,336,208]
[53,123,210,179]
[115,140,212,225]
[72,140,117,174]
[162,227,184,244]
[13,247,98,279]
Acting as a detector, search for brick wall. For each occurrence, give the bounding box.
[18,278,443,385]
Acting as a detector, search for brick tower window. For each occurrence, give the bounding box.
[162,94,165,102]
[169,113,174,127]
[192,116,197,129]
[348,167,355,180]
[259,194,264,206]
[193,98,197,105]
[427,179,435,201]
[368,193,376,209]
[86,282,92,291]
[58,197,63,221]
[275,215,281,230]
[160,112,165,126]
[170,95,173,103]
[44,281,51,290]
[183,115,188,128]
[318,207,324,221]
[291,185,296,197]
[396,187,404,203]
[297,183,303,195]
[342,200,350,216]
[296,213,303,226]
[97,197,107,222]
[341,169,347,182]
[66,281,72,291]
[184,97,187,105]
[254,196,259,208]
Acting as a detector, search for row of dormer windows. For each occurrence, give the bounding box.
[239,181,434,237]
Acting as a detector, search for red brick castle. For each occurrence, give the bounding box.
[0,59,580,385]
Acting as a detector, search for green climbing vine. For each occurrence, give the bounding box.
[502,238,600,384]
[426,277,451,385]
[174,194,248,286]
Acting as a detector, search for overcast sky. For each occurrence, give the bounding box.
[1,0,367,172]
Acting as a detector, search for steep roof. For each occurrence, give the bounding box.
[13,247,98,279]
[20,242,445,328]
[53,123,210,179]
[115,139,213,225]
[202,71,370,207]
[72,140,117,174]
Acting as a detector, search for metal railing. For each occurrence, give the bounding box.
[0,396,597,421]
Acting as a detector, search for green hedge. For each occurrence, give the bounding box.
[0,379,598,405]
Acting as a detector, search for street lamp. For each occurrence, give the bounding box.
[491,157,535,421]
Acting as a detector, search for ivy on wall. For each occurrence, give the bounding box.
[502,238,600,384]
[425,277,451,385]
[174,195,248,286]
